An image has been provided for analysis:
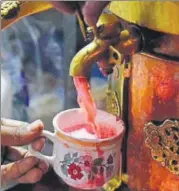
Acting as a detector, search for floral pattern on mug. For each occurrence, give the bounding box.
[59,152,116,185]
[67,163,83,180]
[80,155,93,172]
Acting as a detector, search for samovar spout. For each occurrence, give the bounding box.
[69,36,110,77]
[69,13,122,77]
[69,13,143,78]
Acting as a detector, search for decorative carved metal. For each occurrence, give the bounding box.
[144,119,179,176]
[1,1,22,19]
[106,89,121,118]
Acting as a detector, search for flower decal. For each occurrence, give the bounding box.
[80,155,93,172]
[59,152,116,183]
[68,163,83,180]
[83,155,93,165]
[107,154,113,164]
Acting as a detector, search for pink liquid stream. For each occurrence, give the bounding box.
[73,77,101,138]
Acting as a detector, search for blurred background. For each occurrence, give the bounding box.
[1,8,108,133]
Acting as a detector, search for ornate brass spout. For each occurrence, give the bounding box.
[69,37,111,77]
[69,13,143,77]
[69,13,121,77]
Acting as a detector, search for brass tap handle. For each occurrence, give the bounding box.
[75,2,98,41]
[75,2,89,41]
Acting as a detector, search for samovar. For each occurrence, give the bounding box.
[107,2,179,191]
[1,2,179,191]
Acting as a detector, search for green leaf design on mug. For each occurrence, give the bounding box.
[74,157,80,162]
[92,166,98,174]
[107,154,114,164]
[73,152,78,158]
[93,158,103,166]
[61,152,116,181]
[106,165,114,178]
[61,164,68,176]
[64,153,72,164]
[107,165,114,173]
[88,173,92,180]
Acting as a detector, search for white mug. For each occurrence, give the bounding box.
[29,108,125,190]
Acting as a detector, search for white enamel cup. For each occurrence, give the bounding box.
[29,108,125,190]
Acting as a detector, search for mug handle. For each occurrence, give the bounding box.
[28,130,55,166]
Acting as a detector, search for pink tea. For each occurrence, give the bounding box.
[74,77,101,137]
[64,123,118,139]
[73,77,96,123]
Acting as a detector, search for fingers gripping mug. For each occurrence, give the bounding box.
[29,108,125,190]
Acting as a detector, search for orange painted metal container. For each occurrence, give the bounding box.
[127,53,179,191]
[107,3,179,190]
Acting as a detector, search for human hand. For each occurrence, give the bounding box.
[1,119,48,186]
[51,1,110,26]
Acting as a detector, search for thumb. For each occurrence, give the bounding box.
[82,1,110,26]
[1,120,44,146]
[50,2,76,14]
